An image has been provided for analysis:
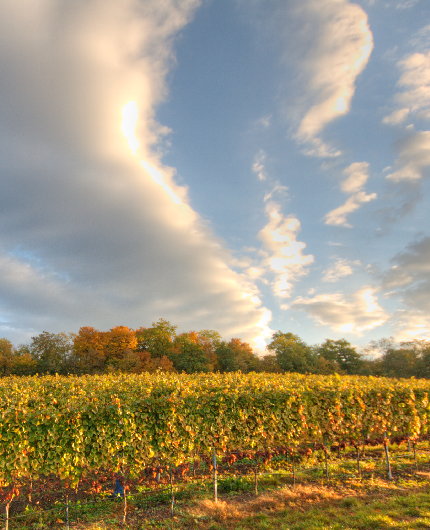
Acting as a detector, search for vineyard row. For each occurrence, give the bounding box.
[0,372,429,486]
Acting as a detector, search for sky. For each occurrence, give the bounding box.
[0,0,429,352]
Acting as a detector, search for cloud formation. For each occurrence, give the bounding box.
[292,287,388,334]
[258,202,314,299]
[252,150,268,181]
[383,237,430,310]
[324,162,377,227]
[383,51,430,125]
[386,131,430,181]
[382,237,430,341]
[322,258,358,283]
[292,0,374,155]
[0,0,272,349]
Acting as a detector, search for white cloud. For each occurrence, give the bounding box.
[293,0,374,154]
[263,183,289,203]
[383,51,430,125]
[382,237,430,309]
[322,258,359,282]
[386,131,430,181]
[383,108,410,126]
[0,0,273,350]
[252,150,268,181]
[254,114,272,129]
[380,237,430,343]
[324,162,377,227]
[394,0,421,10]
[258,202,314,298]
[340,162,371,194]
[391,312,430,342]
[324,191,377,227]
[292,287,388,334]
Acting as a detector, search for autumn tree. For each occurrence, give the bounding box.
[73,326,107,373]
[103,326,137,371]
[10,345,37,375]
[171,332,212,373]
[216,338,259,372]
[0,338,14,376]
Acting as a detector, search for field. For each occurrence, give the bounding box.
[1,372,430,527]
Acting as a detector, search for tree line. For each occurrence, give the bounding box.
[0,318,429,378]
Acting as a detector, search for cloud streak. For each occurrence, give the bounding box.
[322,258,358,283]
[386,131,430,182]
[383,50,430,125]
[292,287,388,334]
[382,237,430,342]
[324,162,377,227]
[292,0,374,156]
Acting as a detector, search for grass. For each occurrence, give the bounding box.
[183,475,430,529]
[3,446,430,528]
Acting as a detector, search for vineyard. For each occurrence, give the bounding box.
[1,372,430,527]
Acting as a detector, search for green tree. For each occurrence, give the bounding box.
[135,318,176,359]
[29,331,73,374]
[313,355,341,375]
[171,332,211,373]
[267,332,315,373]
[380,347,419,378]
[216,338,259,372]
[316,339,363,374]
[256,354,283,373]
[416,341,430,378]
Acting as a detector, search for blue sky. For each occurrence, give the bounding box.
[0,0,429,352]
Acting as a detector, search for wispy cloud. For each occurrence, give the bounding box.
[391,311,430,342]
[258,202,314,298]
[292,0,374,156]
[382,237,430,308]
[292,287,388,334]
[322,257,359,282]
[386,131,430,181]
[252,150,268,181]
[383,50,430,125]
[381,237,430,342]
[394,0,421,10]
[324,162,377,227]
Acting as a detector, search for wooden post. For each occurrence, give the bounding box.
[169,471,175,517]
[28,476,33,504]
[122,478,127,527]
[384,437,393,481]
[324,448,329,481]
[212,447,218,503]
[5,502,10,530]
[4,489,16,530]
[356,447,361,479]
[66,494,70,530]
